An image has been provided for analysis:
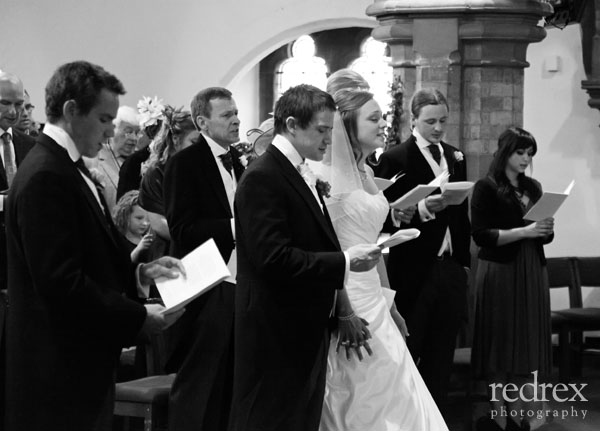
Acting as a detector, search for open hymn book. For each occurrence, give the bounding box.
[155,238,231,315]
[374,172,405,192]
[389,171,448,210]
[523,180,574,222]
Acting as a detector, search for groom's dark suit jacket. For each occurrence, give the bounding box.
[231,144,346,431]
[374,135,471,317]
[5,134,146,430]
[163,134,244,431]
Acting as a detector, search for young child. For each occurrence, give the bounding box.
[112,190,154,264]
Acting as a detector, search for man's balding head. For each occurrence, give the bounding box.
[0,72,25,131]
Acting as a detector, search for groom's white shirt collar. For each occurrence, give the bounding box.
[271,134,304,168]
[43,122,104,211]
[44,122,81,163]
[203,132,229,157]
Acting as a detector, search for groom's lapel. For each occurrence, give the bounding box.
[267,146,340,248]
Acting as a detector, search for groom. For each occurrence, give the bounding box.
[230,84,381,431]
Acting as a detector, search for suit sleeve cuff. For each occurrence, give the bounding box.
[390,207,401,228]
[343,251,350,287]
[418,199,435,222]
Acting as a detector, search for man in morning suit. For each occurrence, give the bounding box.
[373,88,471,415]
[0,72,35,290]
[0,71,35,429]
[163,87,244,431]
[231,85,381,431]
[5,61,185,431]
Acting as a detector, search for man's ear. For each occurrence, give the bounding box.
[284,116,297,135]
[196,115,208,132]
[63,99,77,121]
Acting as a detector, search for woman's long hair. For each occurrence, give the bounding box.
[141,105,196,175]
[333,88,376,166]
[488,126,541,202]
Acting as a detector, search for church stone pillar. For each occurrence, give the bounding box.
[367,0,553,180]
[581,0,600,124]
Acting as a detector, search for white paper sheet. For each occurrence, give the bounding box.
[389,171,448,210]
[523,180,575,222]
[441,181,474,205]
[374,172,405,192]
[377,228,420,249]
[155,238,231,315]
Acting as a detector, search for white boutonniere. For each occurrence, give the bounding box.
[454,151,464,162]
[297,163,331,198]
[239,155,248,168]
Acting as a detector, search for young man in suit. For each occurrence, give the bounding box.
[163,87,245,431]
[5,61,185,431]
[373,88,471,415]
[231,84,381,431]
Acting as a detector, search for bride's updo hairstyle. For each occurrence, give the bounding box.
[327,69,370,101]
[334,88,375,165]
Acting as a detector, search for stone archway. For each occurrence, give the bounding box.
[220,18,377,88]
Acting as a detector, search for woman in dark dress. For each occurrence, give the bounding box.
[471,127,555,431]
[139,106,198,260]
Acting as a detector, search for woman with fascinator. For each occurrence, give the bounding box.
[138,106,199,264]
[313,89,448,430]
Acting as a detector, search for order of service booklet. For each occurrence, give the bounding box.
[155,238,231,315]
[374,172,405,192]
[523,180,575,222]
[441,181,474,205]
[377,228,421,249]
[390,171,448,210]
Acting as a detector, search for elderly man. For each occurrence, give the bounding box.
[0,73,35,290]
[86,105,141,211]
[0,71,35,428]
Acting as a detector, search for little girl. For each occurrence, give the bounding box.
[112,190,153,264]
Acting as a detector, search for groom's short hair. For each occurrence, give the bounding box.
[45,61,125,123]
[274,84,335,135]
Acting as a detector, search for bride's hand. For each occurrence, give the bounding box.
[336,315,373,361]
[392,311,409,341]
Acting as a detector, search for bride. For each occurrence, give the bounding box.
[313,89,448,431]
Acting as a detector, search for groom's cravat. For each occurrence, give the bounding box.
[297,162,324,213]
[219,151,233,176]
[428,144,442,165]
[75,158,112,224]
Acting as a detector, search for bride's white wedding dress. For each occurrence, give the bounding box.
[319,189,448,431]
